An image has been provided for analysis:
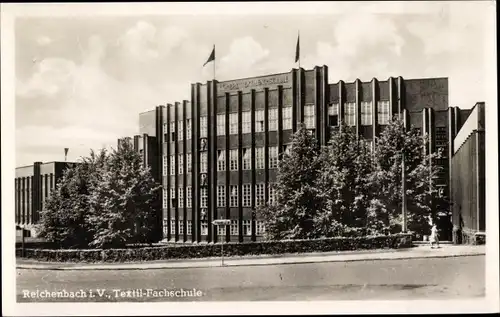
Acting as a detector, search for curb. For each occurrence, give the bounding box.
[16,251,485,271]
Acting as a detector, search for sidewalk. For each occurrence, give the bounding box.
[16,244,485,271]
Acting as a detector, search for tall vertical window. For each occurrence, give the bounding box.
[163,188,168,208]
[304,104,315,129]
[229,185,238,207]
[242,148,252,170]
[377,101,390,125]
[256,221,266,235]
[178,188,184,208]
[255,183,265,206]
[268,184,277,205]
[186,119,192,140]
[178,154,184,174]
[229,113,238,135]
[170,155,176,175]
[200,152,208,173]
[269,146,279,169]
[187,220,192,235]
[163,155,168,176]
[242,184,251,207]
[163,123,169,142]
[186,186,192,208]
[170,188,176,208]
[201,188,208,208]
[201,221,208,235]
[256,147,265,169]
[328,103,339,126]
[178,221,184,235]
[344,102,356,126]
[230,149,238,171]
[170,219,176,235]
[170,121,176,142]
[217,224,226,236]
[255,110,265,132]
[178,120,184,140]
[186,153,192,173]
[243,220,251,236]
[200,116,208,137]
[268,108,278,131]
[217,150,226,171]
[361,102,372,126]
[217,185,226,207]
[230,220,239,235]
[282,106,292,130]
[217,114,225,136]
[242,111,251,133]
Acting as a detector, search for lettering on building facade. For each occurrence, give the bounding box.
[217,73,291,92]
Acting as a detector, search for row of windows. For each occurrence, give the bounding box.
[163,146,283,176]
[328,101,390,127]
[164,219,266,236]
[164,184,277,209]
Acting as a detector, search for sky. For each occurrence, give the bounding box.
[12,1,494,166]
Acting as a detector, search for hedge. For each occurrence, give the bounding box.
[16,233,412,263]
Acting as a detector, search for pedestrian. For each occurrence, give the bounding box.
[430,223,440,249]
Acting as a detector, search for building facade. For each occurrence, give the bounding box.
[15,161,77,237]
[128,66,475,243]
[450,102,486,244]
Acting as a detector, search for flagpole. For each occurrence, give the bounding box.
[298,31,300,69]
[213,45,216,81]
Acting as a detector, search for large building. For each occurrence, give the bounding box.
[15,161,77,237]
[124,66,476,244]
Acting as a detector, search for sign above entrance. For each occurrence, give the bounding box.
[212,219,231,226]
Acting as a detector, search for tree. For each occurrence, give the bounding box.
[258,124,323,240]
[37,149,108,248]
[315,124,374,236]
[86,139,161,248]
[370,117,444,235]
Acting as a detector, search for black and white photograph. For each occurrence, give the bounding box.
[1,1,498,315]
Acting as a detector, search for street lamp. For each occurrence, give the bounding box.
[402,151,407,233]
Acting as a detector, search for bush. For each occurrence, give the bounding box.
[16,233,412,263]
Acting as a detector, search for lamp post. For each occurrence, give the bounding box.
[402,151,408,233]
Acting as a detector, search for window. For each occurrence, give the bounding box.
[163,123,169,142]
[229,113,238,135]
[242,111,251,133]
[200,152,208,173]
[304,104,315,129]
[170,155,176,175]
[230,220,239,235]
[229,185,238,207]
[256,147,265,169]
[230,149,238,171]
[170,188,176,208]
[217,224,226,236]
[178,120,184,141]
[170,219,176,235]
[345,102,356,126]
[243,220,251,236]
[377,101,390,125]
[201,188,208,208]
[360,139,372,152]
[201,221,208,235]
[268,108,278,131]
[242,148,252,170]
[186,119,192,140]
[186,186,192,208]
[186,153,192,173]
[255,183,265,206]
[179,220,184,235]
[178,154,184,174]
[217,185,226,207]
[170,121,176,142]
[283,144,291,155]
[361,102,372,126]
[217,114,225,136]
[187,220,192,235]
[256,221,266,235]
[200,116,208,137]
[163,219,169,235]
[163,155,168,176]
[328,103,339,126]
[163,188,168,208]
[243,184,252,207]
[217,150,226,171]
[269,146,279,169]
[255,110,265,132]
[282,106,292,130]
[268,184,277,205]
[178,188,184,208]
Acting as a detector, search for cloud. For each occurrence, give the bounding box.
[119,21,160,60]
[36,35,53,46]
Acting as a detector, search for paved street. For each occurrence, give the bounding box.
[17,255,484,302]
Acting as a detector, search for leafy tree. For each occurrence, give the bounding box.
[258,124,323,240]
[87,139,161,248]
